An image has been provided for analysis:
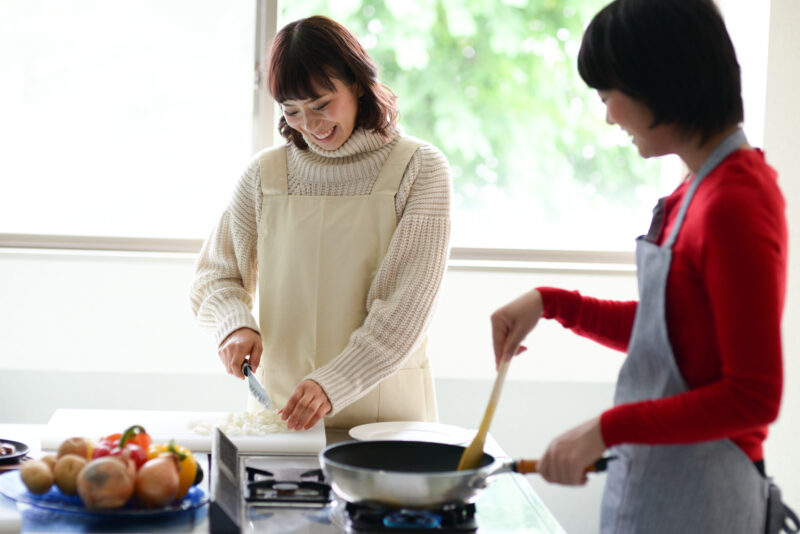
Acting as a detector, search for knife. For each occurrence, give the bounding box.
[241,361,272,410]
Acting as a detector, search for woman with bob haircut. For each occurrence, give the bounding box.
[190,16,451,431]
[490,0,797,531]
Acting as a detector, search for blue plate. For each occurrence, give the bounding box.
[0,470,208,517]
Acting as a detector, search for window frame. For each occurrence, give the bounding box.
[7,0,737,273]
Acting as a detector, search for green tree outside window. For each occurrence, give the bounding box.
[281,0,667,251]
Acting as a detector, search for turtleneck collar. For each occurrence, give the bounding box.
[300,126,400,159]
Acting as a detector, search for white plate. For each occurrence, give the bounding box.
[348,422,475,445]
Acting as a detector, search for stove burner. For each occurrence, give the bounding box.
[384,509,442,529]
[273,482,299,496]
[345,501,477,532]
[244,466,332,507]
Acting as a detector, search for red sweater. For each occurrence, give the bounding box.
[539,149,786,461]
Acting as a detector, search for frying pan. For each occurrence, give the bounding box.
[319,440,539,508]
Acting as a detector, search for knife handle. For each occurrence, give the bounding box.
[241,361,252,376]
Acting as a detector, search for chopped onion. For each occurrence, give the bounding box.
[188,408,288,436]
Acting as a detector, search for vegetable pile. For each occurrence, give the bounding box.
[19,425,203,509]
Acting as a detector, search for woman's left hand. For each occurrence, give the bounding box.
[537,416,607,485]
[279,380,332,431]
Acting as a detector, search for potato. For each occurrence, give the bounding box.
[40,454,57,473]
[77,457,134,510]
[57,437,89,459]
[20,460,54,494]
[53,454,87,495]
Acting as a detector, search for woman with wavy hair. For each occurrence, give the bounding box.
[191,16,451,431]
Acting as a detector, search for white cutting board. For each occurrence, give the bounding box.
[41,409,326,454]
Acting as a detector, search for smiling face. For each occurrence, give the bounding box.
[598,89,679,159]
[280,78,360,151]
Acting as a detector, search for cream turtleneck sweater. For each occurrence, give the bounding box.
[190,127,452,414]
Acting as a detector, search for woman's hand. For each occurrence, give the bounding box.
[537,416,607,485]
[218,328,262,379]
[279,380,332,431]
[490,289,543,366]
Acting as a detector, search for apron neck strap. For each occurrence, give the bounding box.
[663,128,747,248]
[259,145,289,196]
[372,137,422,195]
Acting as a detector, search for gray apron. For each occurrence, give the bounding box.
[601,129,774,533]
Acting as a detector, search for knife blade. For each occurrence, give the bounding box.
[241,361,272,410]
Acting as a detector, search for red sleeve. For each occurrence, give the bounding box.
[537,287,637,353]
[601,161,786,452]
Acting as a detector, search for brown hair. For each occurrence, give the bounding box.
[268,16,399,149]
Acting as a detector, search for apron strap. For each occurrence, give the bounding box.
[784,505,800,533]
[372,137,423,195]
[664,128,747,248]
[258,144,289,196]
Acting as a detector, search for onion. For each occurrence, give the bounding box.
[135,455,180,507]
[77,457,134,509]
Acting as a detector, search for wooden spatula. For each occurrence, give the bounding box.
[457,357,511,471]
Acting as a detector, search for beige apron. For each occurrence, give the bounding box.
[249,138,437,429]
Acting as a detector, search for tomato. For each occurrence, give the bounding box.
[91,438,117,459]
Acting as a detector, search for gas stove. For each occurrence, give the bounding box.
[208,428,564,534]
[244,460,331,508]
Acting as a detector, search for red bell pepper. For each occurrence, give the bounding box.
[119,425,152,451]
[91,425,151,469]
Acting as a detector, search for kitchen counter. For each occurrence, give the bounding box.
[0,423,564,533]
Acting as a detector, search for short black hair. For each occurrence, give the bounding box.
[577,0,743,145]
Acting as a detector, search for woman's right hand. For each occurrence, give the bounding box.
[490,288,544,366]
[218,328,262,379]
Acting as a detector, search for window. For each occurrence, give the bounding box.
[1,0,768,255]
[280,0,675,252]
[0,0,256,240]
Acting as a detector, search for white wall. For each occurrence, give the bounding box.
[763,0,800,510]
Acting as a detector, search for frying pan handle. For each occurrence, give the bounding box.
[515,459,539,474]
[590,455,617,472]
[514,456,617,475]
[469,460,516,489]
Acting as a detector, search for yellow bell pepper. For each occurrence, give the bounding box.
[147,440,198,501]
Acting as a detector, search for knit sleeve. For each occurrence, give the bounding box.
[305,143,452,414]
[538,287,637,352]
[189,156,262,346]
